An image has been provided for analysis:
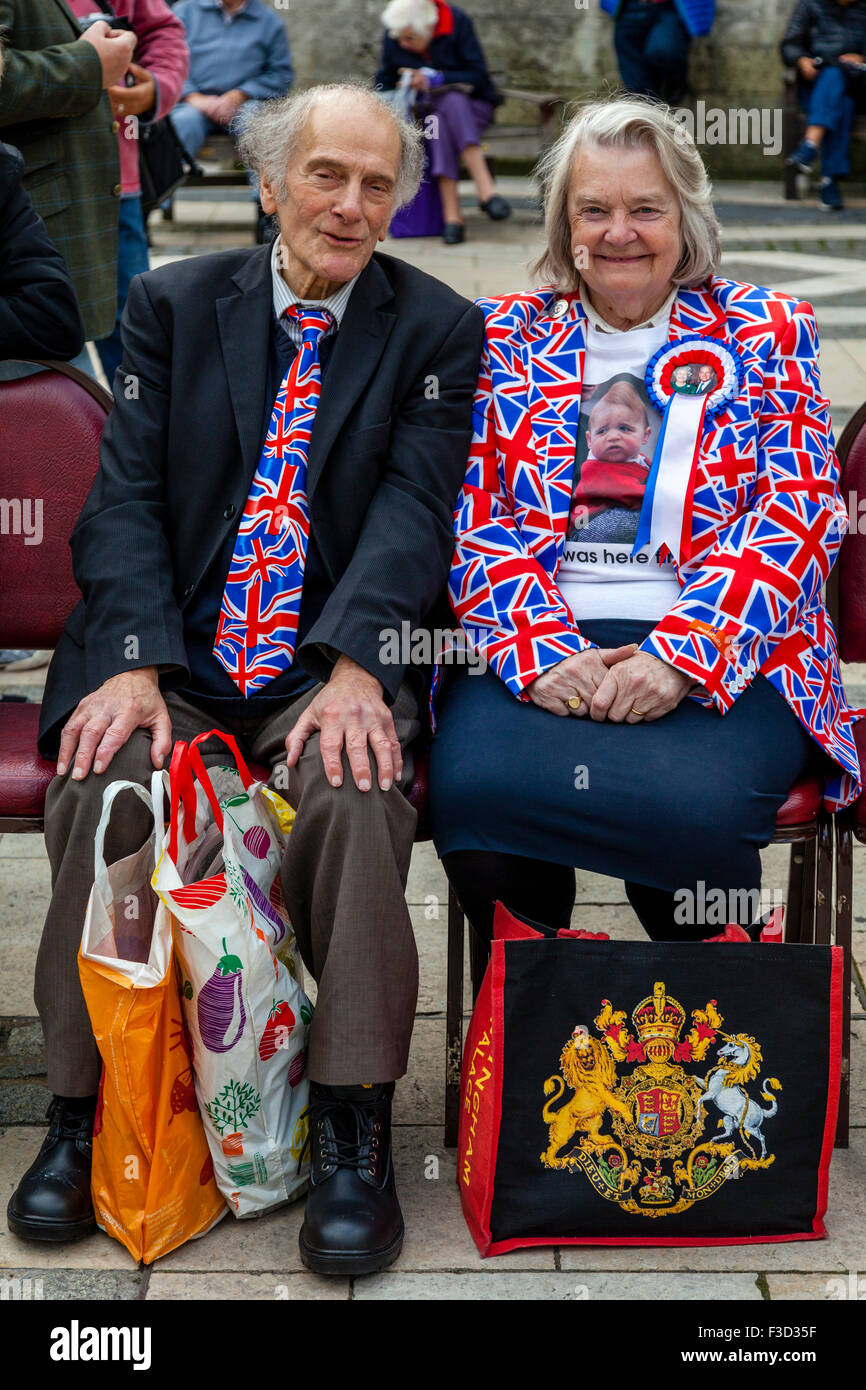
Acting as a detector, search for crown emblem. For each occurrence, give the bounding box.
[631,982,686,1063]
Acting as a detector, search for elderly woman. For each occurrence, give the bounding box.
[375,0,510,244]
[429,96,861,943]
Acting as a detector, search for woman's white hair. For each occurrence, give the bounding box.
[532,95,721,292]
[235,82,424,210]
[381,0,438,40]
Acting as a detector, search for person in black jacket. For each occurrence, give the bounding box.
[376,0,511,243]
[782,0,866,211]
[0,141,84,361]
[7,84,483,1279]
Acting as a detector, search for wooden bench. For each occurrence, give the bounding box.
[160,133,252,223]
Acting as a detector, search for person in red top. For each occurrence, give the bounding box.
[376,0,511,244]
[70,0,188,383]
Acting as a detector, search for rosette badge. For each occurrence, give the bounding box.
[632,335,744,565]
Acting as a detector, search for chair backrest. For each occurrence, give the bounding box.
[0,361,112,648]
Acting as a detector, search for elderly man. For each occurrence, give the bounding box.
[7,83,483,1277]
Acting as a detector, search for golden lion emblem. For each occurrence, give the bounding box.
[540,1026,636,1175]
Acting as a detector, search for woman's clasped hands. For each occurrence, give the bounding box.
[525,645,695,723]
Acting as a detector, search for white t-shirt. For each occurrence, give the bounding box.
[556,300,682,624]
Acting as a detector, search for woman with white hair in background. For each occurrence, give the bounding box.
[430,95,861,945]
[375,0,511,244]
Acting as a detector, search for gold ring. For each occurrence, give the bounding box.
[630,707,645,718]
[567,695,582,711]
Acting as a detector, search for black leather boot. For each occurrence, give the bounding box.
[7,1096,97,1242]
[299,1082,404,1276]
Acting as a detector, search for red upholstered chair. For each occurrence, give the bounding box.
[828,400,866,1151]
[0,362,113,832]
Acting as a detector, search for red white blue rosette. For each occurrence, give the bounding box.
[632,335,745,564]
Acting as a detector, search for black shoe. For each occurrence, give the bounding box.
[479,195,511,221]
[7,1096,97,1242]
[299,1082,404,1276]
[442,222,465,245]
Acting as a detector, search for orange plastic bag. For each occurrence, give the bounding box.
[78,772,225,1262]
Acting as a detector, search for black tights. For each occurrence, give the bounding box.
[442,850,720,944]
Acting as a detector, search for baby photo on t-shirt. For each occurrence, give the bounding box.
[566,372,661,545]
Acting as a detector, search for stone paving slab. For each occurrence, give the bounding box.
[0,1268,142,1299]
[353,1271,763,1301]
[145,1271,349,1300]
[765,1273,862,1300]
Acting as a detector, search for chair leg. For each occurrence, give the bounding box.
[835,819,853,1149]
[444,883,465,1148]
[786,838,810,942]
[815,813,833,945]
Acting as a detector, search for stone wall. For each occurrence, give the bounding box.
[269,0,811,176]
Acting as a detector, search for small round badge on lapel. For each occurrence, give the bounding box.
[550,298,570,319]
[644,334,744,418]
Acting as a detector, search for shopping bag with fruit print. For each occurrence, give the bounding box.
[78,771,226,1263]
[153,731,312,1217]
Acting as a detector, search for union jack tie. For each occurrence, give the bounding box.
[214,305,333,695]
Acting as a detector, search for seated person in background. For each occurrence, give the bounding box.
[570,381,653,526]
[783,0,866,212]
[170,0,294,236]
[6,83,482,1278]
[429,95,861,951]
[375,0,511,245]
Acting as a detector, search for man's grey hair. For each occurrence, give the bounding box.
[532,95,721,291]
[235,82,424,209]
[380,0,438,39]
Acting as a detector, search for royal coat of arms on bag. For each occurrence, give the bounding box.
[539,980,781,1217]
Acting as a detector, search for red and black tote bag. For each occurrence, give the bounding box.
[459,903,842,1256]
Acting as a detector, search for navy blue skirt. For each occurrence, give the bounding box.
[429,620,813,896]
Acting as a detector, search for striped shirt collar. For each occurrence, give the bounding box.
[271,236,360,334]
[580,281,677,334]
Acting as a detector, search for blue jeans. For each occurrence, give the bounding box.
[93,193,150,385]
[801,64,866,178]
[169,98,263,197]
[613,0,691,104]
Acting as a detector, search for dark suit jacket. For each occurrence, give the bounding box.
[38,242,484,755]
[0,141,85,360]
[0,0,120,340]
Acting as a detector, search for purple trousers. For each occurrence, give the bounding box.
[423,89,495,181]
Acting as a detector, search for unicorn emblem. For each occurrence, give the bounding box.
[696,1034,781,1166]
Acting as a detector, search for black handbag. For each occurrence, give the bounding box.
[93,0,197,215]
[137,116,195,216]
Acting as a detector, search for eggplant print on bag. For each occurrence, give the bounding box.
[198,938,246,1052]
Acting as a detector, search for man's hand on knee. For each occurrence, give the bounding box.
[56,668,172,781]
[285,655,402,793]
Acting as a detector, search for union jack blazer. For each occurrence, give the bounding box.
[446,277,861,811]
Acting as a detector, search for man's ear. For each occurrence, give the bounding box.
[260,178,279,215]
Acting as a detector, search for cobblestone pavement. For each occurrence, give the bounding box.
[1,179,864,1301]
